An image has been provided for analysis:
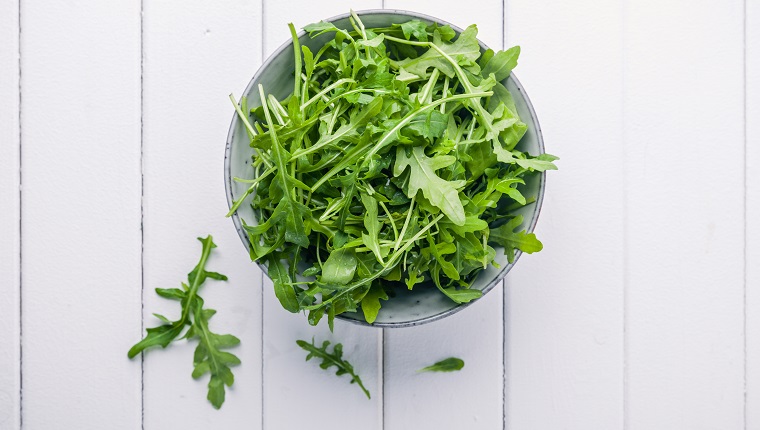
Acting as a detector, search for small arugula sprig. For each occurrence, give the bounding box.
[296,338,371,399]
[229,11,558,328]
[418,357,465,373]
[128,236,240,409]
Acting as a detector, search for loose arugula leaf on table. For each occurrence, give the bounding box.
[418,357,465,373]
[127,236,240,409]
[296,338,371,399]
[229,12,558,327]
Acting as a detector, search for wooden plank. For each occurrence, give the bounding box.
[19,0,143,427]
[747,0,759,427]
[140,0,263,426]
[0,0,20,427]
[260,3,383,430]
[503,0,624,428]
[624,0,745,428]
[380,3,506,429]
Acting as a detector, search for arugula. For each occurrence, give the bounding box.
[128,236,240,409]
[418,357,465,373]
[229,12,557,327]
[296,338,371,399]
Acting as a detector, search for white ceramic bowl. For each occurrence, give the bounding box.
[225,9,546,327]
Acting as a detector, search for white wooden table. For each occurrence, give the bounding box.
[1,0,759,428]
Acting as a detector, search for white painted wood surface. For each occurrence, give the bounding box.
[0,0,20,428]
[624,1,746,429]
[18,0,143,428]
[503,0,625,428]
[141,0,263,427]
[747,0,759,428]
[1,1,758,429]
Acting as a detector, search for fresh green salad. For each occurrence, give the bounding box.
[229,11,557,328]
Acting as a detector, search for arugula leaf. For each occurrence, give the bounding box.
[297,339,371,399]
[360,193,385,264]
[481,46,520,81]
[361,283,389,324]
[394,146,466,226]
[399,20,429,41]
[321,247,358,285]
[418,357,465,373]
[128,236,240,409]
[396,25,481,78]
[191,299,241,409]
[489,215,544,263]
[268,255,300,312]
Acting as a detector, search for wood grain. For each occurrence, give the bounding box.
[0,0,20,427]
[19,0,143,427]
[380,2,507,429]
[624,0,745,428]
[141,0,264,427]
[260,3,383,429]
[747,0,759,427]
[503,1,625,428]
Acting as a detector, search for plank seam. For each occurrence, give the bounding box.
[379,329,385,430]
[501,1,507,427]
[379,7,385,430]
[18,0,24,425]
[743,0,748,428]
[140,0,146,427]
[260,1,266,427]
[501,0,507,430]
[621,0,629,427]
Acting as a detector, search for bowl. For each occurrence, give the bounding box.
[225,9,546,327]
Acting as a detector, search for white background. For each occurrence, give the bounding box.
[1,0,758,429]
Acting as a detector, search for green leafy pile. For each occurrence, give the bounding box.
[128,236,240,409]
[229,11,557,328]
[296,338,370,399]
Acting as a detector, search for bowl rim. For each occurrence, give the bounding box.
[224,8,546,328]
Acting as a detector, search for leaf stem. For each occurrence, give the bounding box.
[288,23,302,103]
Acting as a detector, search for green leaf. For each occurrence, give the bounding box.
[321,247,358,285]
[489,216,544,263]
[399,19,428,41]
[302,46,315,77]
[482,46,520,82]
[397,25,481,78]
[440,215,489,237]
[360,193,385,264]
[418,357,465,373]
[515,153,560,171]
[127,324,186,358]
[296,339,371,399]
[303,21,341,36]
[360,283,388,324]
[394,146,466,225]
[404,110,448,140]
[268,256,300,312]
[155,288,186,300]
[438,287,482,304]
[357,33,385,48]
[128,235,240,409]
[192,299,241,409]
